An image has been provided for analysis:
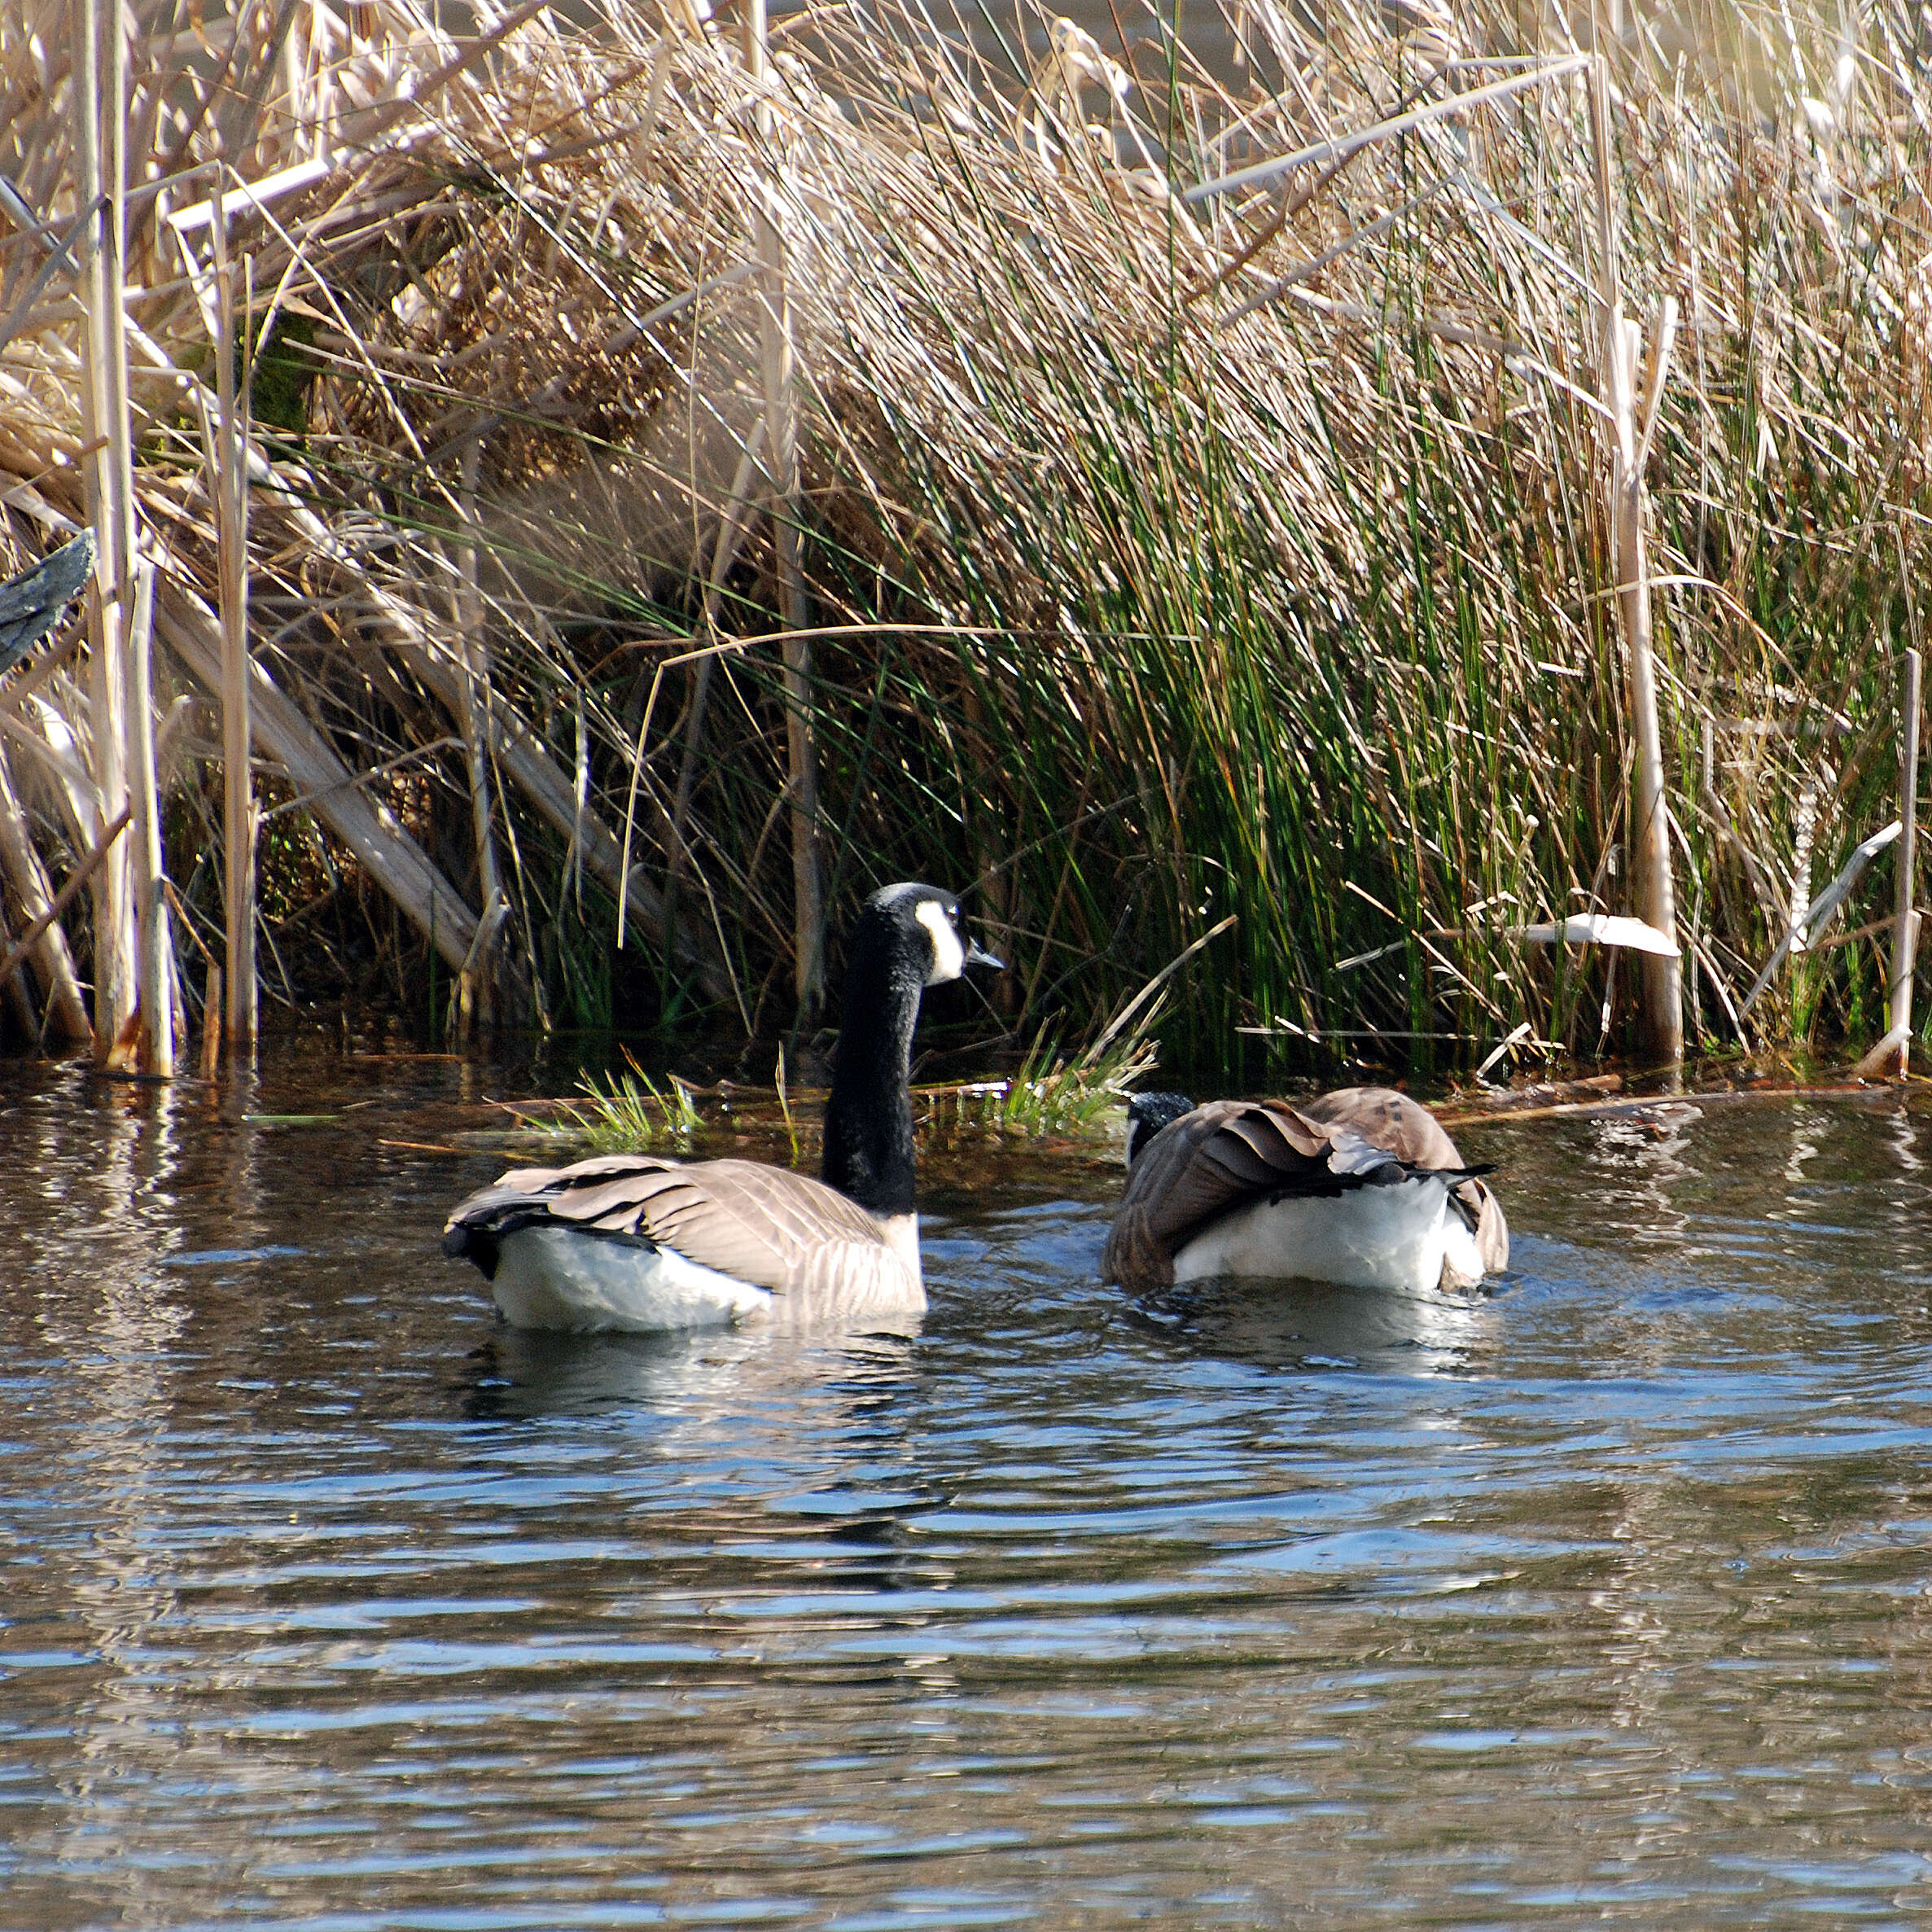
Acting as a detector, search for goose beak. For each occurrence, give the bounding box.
[965,938,1005,973]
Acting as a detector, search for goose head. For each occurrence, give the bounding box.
[847,881,1005,993]
[1124,1089,1196,1167]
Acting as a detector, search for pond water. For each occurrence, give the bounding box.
[3,1047,1931,1930]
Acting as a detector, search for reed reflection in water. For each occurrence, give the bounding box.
[2,1050,1930,1929]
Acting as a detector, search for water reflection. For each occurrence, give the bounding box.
[1574,1101,1703,1255]
[1129,1275,1497,1375]
[467,1315,924,1423]
[2,1052,1932,1930]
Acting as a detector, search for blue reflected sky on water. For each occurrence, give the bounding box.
[2,1052,1930,1929]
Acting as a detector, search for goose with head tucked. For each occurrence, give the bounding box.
[1104,1086,1508,1299]
[442,883,1002,1330]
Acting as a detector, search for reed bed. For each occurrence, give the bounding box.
[0,0,1925,1073]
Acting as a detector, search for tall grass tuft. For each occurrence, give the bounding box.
[947,1024,1163,1137]
[537,1054,703,1153]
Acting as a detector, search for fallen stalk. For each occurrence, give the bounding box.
[0,804,130,990]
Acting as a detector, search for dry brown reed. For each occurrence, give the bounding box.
[0,0,1925,1067]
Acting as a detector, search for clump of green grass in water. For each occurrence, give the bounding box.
[949,1021,1160,1139]
[538,1051,702,1154]
[947,934,1232,1136]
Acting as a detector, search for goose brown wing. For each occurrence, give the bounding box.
[445,1154,889,1295]
[1464,1179,1510,1277]
[1296,1086,1469,1169]
[1304,1088,1509,1276]
[1102,1099,1395,1294]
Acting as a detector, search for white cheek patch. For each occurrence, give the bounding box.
[915,898,966,984]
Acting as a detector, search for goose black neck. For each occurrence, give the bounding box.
[821,918,923,1218]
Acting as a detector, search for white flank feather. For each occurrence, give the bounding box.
[1171,1174,1471,1298]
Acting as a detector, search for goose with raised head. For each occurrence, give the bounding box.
[442,883,1002,1330]
[1104,1087,1508,1299]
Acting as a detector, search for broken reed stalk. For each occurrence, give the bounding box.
[1890,648,1922,1070]
[0,805,132,992]
[200,962,221,1080]
[743,0,825,1021]
[125,556,173,1072]
[0,741,92,1045]
[112,8,173,1075]
[211,166,259,1052]
[455,441,505,1033]
[72,0,141,1067]
[156,585,482,975]
[1588,58,1681,1066]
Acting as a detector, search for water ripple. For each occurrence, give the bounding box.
[1,1058,1930,1928]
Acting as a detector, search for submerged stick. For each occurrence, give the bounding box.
[1432,1082,1907,1133]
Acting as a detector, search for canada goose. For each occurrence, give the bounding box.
[1104,1087,1508,1298]
[442,883,1002,1331]
[0,531,94,678]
